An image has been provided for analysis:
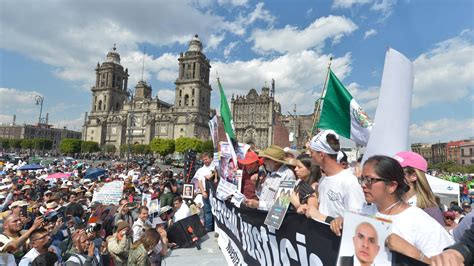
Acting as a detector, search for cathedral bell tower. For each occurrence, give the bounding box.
[173,35,212,139]
[91,45,129,113]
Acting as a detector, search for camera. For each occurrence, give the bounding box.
[44,211,61,223]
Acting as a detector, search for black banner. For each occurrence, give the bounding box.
[210,195,341,265]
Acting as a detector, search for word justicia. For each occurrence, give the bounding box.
[211,197,324,265]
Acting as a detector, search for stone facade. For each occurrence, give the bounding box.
[83,35,211,149]
[460,141,474,166]
[0,124,81,151]
[411,143,433,164]
[231,82,314,150]
[431,143,447,164]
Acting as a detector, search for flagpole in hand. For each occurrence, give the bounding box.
[216,72,239,167]
[312,57,332,134]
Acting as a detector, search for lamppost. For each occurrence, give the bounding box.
[126,89,134,170]
[287,104,297,149]
[34,95,46,125]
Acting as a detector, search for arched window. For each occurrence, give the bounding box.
[179,90,182,97]
[184,95,189,106]
[191,99,194,106]
[179,100,181,106]
[98,100,102,110]
[192,88,195,96]
[116,103,120,110]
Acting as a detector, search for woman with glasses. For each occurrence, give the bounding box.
[394,151,444,225]
[330,155,453,264]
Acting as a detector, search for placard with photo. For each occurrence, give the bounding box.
[337,211,392,266]
[182,183,194,199]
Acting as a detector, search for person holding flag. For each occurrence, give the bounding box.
[316,63,372,146]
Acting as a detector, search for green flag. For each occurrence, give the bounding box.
[218,78,236,140]
[317,69,372,146]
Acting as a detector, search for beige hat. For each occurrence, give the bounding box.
[3,178,12,184]
[21,185,32,191]
[258,145,288,164]
[60,184,69,189]
[72,187,84,193]
[46,201,59,209]
[85,191,93,197]
[10,200,28,209]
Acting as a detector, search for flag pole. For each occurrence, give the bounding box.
[312,57,332,134]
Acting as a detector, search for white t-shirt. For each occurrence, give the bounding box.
[193,164,214,192]
[318,169,365,218]
[362,204,454,257]
[173,203,190,223]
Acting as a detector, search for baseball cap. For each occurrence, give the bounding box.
[462,202,471,208]
[394,151,428,172]
[237,150,262,165]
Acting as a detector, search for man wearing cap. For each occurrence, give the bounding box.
[244,145,296,211]
[107,220,132,266]
[309,130,365,218]
[238,150,263,200]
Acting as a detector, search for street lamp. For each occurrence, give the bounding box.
[126,89,134,170]
[34,95,46,125]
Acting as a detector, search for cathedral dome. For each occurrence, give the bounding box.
[188,34,203,52]
[106,45,121,64]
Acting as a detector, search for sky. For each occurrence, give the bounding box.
[0,0,473,145]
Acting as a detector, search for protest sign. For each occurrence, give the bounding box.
[88,204,118,224]
[338,211,392,265]
[91,181,124,205]
[216,178,238,200]
[264,180,296,229]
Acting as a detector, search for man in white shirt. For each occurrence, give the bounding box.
[310,130,365,218]
[244,145,296,211]
[172,196,191,223]
[193,152,215,232]
[132,206,152,242]
[18,228,52,266]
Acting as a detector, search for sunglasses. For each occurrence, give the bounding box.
[358,176,391,187]
[444,217,454,221]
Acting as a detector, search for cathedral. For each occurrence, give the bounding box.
[82,35,212,149]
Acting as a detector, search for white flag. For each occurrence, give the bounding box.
[363,48,414,163]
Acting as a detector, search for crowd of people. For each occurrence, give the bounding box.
[0,156,201,266]
[0,128,473,265]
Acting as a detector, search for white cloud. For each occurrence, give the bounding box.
[157,89,176,103]
[251,15,358,54]
[223,41,239,58]
[206,33,226,50]
[0,88,43,111]
[364,29,378,39]
[409,118,474,143]
[210,51,353,114]
[413,30,474,108]
[333,0,372,8]
[0,1,272,89]
[371,0,397,21]
[217,0,248,6]
[332,0,396,21]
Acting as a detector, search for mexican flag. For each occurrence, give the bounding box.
[317,69,372,146]
[217,78,238,165]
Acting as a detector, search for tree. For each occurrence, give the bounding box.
[9,139,21,149]
[81,141,100,153]
[120,144,132,154]
[102,144,116,153]
[0,139,10,150]
[175,137,203,153]
[32,138,53,150]
[150,138,175,157]
[133,144,150,155]
[59,139,82,154]
[20,139,33,149]
[201,140,214,154]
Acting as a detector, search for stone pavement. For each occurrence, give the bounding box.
[162,233,227,266]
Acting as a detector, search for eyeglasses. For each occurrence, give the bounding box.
[358,176,391,187]
[32,234,50,242]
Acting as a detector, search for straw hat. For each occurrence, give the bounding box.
[258,145,288,164]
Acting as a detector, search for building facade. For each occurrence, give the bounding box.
[231,82,314,150]
[0,124,81,151]
[83,35,212,149]
[460,141,474,166]
[431,143,447,164]
[446,140,465,163]
[411,143,433,165]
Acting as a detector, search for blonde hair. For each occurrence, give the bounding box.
[407,167,438,209]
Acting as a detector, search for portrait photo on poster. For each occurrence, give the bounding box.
[182,183,194,199]
[337,211,393,266]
